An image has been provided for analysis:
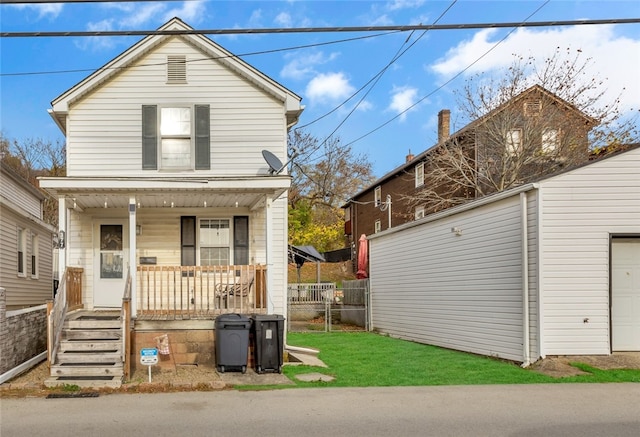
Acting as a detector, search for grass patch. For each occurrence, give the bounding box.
[283,332,640,387]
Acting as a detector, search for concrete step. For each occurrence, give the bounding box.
[59,339,123,352]
[44,376,123,389]
[56,350,122,364]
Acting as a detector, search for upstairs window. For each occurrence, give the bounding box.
[374,219,381,234]
[17,227,26,276]
[506,129,522,156]
[142,105,210,170]
[542,129,559,153]
[415,207,425,220]
[374,186,381,207]
[415,162,425,187]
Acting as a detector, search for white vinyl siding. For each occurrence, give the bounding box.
[538,147,640,355]
[369,195,533,362]
[65,39,287,177]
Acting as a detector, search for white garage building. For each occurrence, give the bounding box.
[368,146,640,365]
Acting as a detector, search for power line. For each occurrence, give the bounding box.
[2,18,638,38]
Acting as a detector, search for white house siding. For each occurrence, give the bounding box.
[66,38,287,177]
[0,172,42,218]
[369,195,534,362]
[539,148,640,355]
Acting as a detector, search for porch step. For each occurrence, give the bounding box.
[49,363,124,377]
[63,329,122,340]
[44,376,123,389]
[56,350,122,364]
[59,339,122,352]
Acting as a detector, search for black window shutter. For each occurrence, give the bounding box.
[181,216,196,270]
[142,105,158,170]
[233,216,249,265]
[194,104,210,170]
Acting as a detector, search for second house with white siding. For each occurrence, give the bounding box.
[368,146,640,365]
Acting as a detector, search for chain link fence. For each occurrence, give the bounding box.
[287,279,369,333]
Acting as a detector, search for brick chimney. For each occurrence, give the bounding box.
[406,150,414,162]
[438,109,450,143]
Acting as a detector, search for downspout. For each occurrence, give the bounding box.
[520,192,531,367]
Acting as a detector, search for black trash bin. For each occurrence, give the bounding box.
[251,314,285,374]
[215,313,251,373]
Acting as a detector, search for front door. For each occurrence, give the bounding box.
[612,238,640,351]
[94,221,128,308]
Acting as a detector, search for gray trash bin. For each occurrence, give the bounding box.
[251,314,285,374]
[215,313,251,373]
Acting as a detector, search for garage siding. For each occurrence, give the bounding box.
[370,195,531,362]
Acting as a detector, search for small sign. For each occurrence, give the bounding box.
[140,347,159,365]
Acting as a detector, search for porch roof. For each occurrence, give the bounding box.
[38,176,291,210]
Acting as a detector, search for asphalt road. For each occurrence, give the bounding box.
[2,384,639,436]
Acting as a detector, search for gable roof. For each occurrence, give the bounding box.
[344,84,598,204]
[49,17,303,134]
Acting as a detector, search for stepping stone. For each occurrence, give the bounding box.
[295,372,334,382]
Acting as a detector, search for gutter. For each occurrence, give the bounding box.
[520,191,532,367]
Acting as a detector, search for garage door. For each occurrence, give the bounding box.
[612,239,640,351]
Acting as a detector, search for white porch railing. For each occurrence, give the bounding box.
[136,265,266,319]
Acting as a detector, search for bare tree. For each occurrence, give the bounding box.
[404,48,639,213]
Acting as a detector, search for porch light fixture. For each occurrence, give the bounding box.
[235,201,238,208]
[451,227,463,236]
[203,201,207,208]
[136,225,142,236]
[104,199,108,208]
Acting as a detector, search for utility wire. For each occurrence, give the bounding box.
[2,18,638,38]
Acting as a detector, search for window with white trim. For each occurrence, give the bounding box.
[415,207,425,220]
[199,219,230,266]
[31,233,39,278]
[415,162,425,187]
[542,129,559,153]
[17,227,26,276]
[374,186,381,207]
[506,129,522,156]
[374,219,381,234]
[161,107,192,169]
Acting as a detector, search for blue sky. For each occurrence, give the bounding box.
[1,0,639,177]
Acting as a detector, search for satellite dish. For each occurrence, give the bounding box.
[262,149,285,175]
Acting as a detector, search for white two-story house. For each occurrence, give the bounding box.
[39,18,303,386]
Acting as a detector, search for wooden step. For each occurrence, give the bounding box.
[63,329,122,340]
[59,339,122,352]
[65,319,121,330]
[56,350,122,364]
[50,363,124,377]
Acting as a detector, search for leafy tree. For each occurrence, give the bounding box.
[288,130,375,251]
[404,48,639,213]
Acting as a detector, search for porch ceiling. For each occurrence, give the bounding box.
[38,176,290,210]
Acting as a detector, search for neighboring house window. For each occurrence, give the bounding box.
[374,219,381,234]
[374,186,381,207]
[142,104,210,170]
[542,129,559,153]
[167,55,187,84]
[506,129,522,156]
[31,233,39,278]
[415,162,425,187]
[415,207,425,220]
[199,219,231,266]
[17,227,26,276]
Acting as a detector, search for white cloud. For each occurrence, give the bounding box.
[9,4,63,20]
[274,12,293,28]
[387,0,426,11]
[305,72,355,103]
[248,9,264,27]
[121,3,166,27]
[388,86,419,121]
[430,25,640,113]
[75,19,118,52]
[281,51,340,80]
[162,1,207,24]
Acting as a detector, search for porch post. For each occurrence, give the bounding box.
[58,197,67,277]
[129,196,137,317]
[265,195,274,314]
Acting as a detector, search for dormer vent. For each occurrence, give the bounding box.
[167,55,187,83]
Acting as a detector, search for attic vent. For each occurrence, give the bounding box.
[524,100,541,116]
[167,55,187,84]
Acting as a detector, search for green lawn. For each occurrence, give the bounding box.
[265,332,640,389]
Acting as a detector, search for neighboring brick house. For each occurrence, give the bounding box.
[343,85,596,268]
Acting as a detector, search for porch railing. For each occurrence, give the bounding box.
[137,265,266,319]
[47,267,84,365]
[121,268,132,379]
